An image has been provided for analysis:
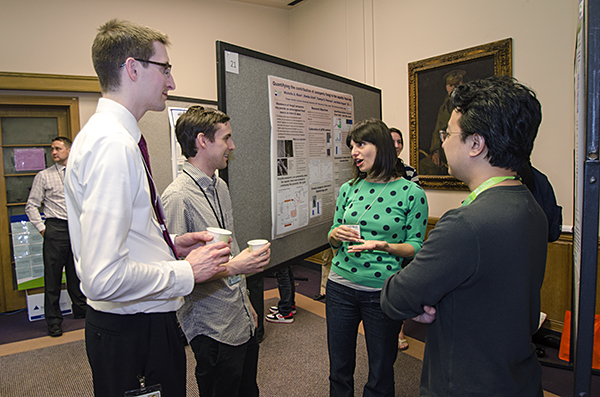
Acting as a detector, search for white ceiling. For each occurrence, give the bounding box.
[231,0,307,9]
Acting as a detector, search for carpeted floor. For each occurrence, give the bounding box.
[2,261,598,396]
[0,296,423,397]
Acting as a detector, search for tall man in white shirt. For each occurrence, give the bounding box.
[64,19,230,396]
[25,136,87,338]
[162,106,271,397]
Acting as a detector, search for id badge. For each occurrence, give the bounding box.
[124,384,161,397]
[227,274,242,286]
[346,224,361,237]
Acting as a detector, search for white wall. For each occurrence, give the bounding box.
[290,0,577,226]
[1,0,578,227]
[0,0,291,100]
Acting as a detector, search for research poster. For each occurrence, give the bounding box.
[571,0,586,346]
[268,76,355,239]
[11,214,45,290]
[168,107,188,180]
[168,104,219,181]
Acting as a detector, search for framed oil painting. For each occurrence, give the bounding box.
[408,38,512,190]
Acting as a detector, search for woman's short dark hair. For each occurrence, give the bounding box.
[451,76,542,171]
[346,119,399,184]
[175,106,230,159]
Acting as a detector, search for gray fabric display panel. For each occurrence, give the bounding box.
[217,41,381,269]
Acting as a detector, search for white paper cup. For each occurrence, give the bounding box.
[247,239,268,253]
[206,227,232,244]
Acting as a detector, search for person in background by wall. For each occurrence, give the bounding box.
[389,127,418,351]
[25,136,88,338]
[327,119,428,396]
[517,161,562,243]
[381,76,547,396]
[266,265,296,323]
[64,19,231,396]
[390,127,418,184]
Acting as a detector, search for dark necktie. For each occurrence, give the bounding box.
[138,135,178,258]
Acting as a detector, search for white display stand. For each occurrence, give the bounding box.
[26,289,72,322]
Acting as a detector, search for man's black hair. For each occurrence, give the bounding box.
[451,75,542,171]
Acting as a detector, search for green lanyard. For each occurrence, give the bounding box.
[461,176,520,207]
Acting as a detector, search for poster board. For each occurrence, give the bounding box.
[572,0,600,393]
[216,41,382,269]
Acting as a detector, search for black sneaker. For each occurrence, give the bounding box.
[269,305,296,315]
[48,324,63,337]
[265,311,294,323]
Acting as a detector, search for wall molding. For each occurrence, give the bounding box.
[0,72,100,93]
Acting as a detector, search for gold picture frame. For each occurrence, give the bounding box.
[408,38,512,190]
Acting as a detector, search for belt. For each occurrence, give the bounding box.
[45,218,68,223]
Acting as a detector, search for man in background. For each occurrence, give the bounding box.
[64,19,230,396]
[25,136,87,337]
[382,76,547,396]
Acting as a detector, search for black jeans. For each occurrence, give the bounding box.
[275,265,295,315]
[326,280,402,397]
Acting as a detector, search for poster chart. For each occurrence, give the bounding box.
[572,0,586,343]
[168,107,188,180]
[167,104,220,181]
[11,214,45,290]
[269,76,354,239]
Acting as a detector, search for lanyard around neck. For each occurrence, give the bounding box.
[342,179,391,224]
[183,169,225,229]
[461,176,520,207]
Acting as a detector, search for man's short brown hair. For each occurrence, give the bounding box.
[92,19,170,93]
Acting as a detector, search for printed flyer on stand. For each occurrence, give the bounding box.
[268,76,355,239]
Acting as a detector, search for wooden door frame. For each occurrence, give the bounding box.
[0,71,98,312]
[0,95,80,137]
[0,72,100,93]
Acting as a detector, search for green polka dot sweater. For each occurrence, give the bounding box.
[329,178,429,289]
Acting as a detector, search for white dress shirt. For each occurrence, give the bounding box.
[64,98,194,314]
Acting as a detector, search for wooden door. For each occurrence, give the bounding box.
[0,96,79,312]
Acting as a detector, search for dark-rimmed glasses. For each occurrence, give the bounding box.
[120,58,172,77]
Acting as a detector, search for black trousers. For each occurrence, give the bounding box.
[43,218,87,325]
[85,308,187,396]
[190,334,259,397]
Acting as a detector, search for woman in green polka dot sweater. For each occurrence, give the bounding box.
[326,119,428,397]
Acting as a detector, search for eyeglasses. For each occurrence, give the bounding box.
[439,129,461,143]
[120,58,172,77]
